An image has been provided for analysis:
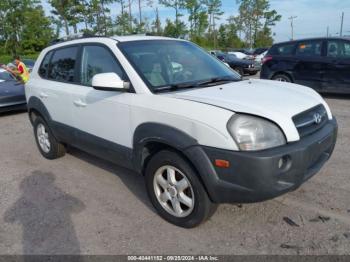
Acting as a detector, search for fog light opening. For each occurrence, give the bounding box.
[278,155,291,171]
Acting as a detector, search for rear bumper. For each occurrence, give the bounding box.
[184,118,337,203]
[260,65,273,79]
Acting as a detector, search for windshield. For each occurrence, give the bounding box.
[0,71,14,81]
[118,40,240,92]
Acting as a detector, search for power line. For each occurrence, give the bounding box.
[288,16,297,40]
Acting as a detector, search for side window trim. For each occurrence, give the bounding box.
[78,42,130,87]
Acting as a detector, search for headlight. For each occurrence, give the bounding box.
[227,114,286,151]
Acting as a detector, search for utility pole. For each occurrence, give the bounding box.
[340,12,344,37]
[327,26,329,37]
[288,16,297,40]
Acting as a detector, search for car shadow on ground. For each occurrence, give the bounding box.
[4,170,85,256]
[0,109,27,117]
[67,146,156,213]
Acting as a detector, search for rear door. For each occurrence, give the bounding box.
[293,40,325,90]
[36,46,79,143]
[323,39,350,93]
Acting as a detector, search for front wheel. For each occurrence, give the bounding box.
[145,150,217,228]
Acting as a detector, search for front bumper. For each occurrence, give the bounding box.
[243,67,259,74]
[184,118,337,203]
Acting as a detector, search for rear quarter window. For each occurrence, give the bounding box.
[269,43,295,56]
[38,51,53,78]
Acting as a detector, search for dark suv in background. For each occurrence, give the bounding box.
[261,37,350,94]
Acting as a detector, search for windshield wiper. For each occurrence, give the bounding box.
[154,76,237,93]
[196,76,238,87]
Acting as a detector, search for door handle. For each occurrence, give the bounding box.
[73,100,87,107]
[39,92,48,99]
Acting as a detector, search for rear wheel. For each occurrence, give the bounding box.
[34,116,66,159]
[145,150,217,228]
[272,74,292,82]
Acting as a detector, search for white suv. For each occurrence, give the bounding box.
[26,36,337,228]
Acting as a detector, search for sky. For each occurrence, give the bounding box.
[41,0,350,43]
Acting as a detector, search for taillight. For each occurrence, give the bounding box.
[262,55,273,64]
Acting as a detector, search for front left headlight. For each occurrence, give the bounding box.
[227,114,286,151]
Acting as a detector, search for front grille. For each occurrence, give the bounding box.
[292,104,328,138]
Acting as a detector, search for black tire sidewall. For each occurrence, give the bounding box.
[145,150,213,228]
[33,116,60,159]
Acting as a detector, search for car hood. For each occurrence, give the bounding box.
[164,79,332,142]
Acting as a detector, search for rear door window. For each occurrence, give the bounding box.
[48,46,78,83]
[270,43,295,56]
[296,41,322,57]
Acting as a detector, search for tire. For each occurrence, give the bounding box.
[33,116,66,159]
[234,67,244,76]
[272,74,292,82]
[145,150,217,228]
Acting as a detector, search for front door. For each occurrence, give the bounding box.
[323,39,350,93]
[70,44,133,166]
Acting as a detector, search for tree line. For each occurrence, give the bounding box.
[0,0,281,57]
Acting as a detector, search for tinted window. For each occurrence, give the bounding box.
[296,41,322,56]
[80,45,124,86]
[48,47,78,82]
[270,43,295,55]
[39,51,53,78]
[327,40,350,59]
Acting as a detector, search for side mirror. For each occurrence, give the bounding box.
[92,73,129,91]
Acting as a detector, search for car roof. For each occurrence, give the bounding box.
[110,35,177,42]
[273,37,350,46]
[44,35,186,53]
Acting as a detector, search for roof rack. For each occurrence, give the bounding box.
[49,33,105,46]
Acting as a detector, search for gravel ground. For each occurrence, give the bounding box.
[0,94,349,255]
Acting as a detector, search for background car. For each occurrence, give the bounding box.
[0,68,26,113]
[227,51,248,60]
[22,59,36,72]
[260,37,350,94]
[216,52,259,76]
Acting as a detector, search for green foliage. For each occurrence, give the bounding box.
[0,0,281,57]
[236,0,281,48]
[0,53,39,64]
[0,0,54,55]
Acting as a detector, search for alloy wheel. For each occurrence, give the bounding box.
[153,165,195,218]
